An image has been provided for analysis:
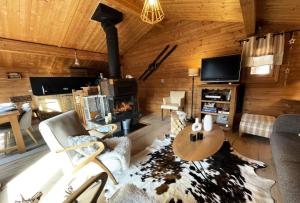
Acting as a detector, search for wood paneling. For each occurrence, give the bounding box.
[0,0,299,57]
[102,0,143,17]
[257,0,300,25]
[242,34,300,116]
[0,0,152,104]
[123,21,300,118]
[159,0,243,22]
[0,0,299,116]
[0,0,153,55]
[0,38,107,61]
[0,51,108,103]
[123,21,245,117]
[239,0,256,36]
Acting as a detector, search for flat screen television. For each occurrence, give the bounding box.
[201,54,241,83]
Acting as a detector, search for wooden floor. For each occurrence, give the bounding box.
[0,113,282,202]
[225,132,283,203]
[0,123,48,184]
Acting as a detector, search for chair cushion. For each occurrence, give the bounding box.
[170,91,185,105]
[69,136,132,173]
[161,104,180,110]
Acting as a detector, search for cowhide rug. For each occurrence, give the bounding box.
[105,137,275,203]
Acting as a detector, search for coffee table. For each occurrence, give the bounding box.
[173,125,225,179]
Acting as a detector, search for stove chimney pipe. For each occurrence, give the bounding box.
[91,4,123,79]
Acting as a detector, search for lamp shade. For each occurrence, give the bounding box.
[141,0,164,24]
[188,68,199,77]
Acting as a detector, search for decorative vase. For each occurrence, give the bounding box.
[192,118,202,132]
[203,115,213,131]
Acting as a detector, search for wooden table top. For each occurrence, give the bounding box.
[0,110,19,117]
[173,125,225,161]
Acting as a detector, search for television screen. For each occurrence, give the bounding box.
[201,54,241,82]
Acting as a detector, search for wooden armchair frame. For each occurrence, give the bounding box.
[57,141,118,185]
[63,172,108,203]
[88,124,118,140]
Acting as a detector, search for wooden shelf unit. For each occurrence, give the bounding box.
[200,111,230,116]
[201,100,230,104]
[199,84,238,130]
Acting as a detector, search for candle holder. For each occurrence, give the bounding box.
[197,132,203,140]
[190,133,197,142]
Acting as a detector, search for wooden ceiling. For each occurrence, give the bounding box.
[257,0,300,25]
[0,0,299,59]
[0,0,153,55]
[160,0,243,22]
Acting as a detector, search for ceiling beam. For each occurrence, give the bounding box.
[239,0,256,36]
[0,38,108,62]
[104,0,142,17]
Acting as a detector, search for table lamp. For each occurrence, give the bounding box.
[188,68,199,123]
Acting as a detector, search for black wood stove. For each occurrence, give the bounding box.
[92,4,139,125]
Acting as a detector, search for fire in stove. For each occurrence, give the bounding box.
[113,102,133,113]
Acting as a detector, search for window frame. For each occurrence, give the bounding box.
[250,65,273,76]
[242,65,280,84]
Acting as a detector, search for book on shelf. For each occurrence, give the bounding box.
[203,102,215,108]
[202,107,217,113]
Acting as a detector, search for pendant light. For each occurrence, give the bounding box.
[141,0,164,24]
[72,50,81,67]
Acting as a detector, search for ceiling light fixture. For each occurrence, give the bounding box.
[72,50,81,67]
[141,0,164,24]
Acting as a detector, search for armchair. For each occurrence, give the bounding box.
[161,91,185,120]
[39,111,131,185]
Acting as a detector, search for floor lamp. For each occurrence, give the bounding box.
[188,68,199,123]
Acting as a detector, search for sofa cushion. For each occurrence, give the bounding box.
[273,160,300,203]
[271,132,300,163]
[271,115,300,203]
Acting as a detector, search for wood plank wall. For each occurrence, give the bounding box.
[122,21,245,117]
[242,34,300,116]
[0,52,108,103]
[122,21,300,117]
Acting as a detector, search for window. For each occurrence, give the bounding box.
[243,64,279,84]
[250,65,273,75]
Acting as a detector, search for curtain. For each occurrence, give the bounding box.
[242,33,285,67]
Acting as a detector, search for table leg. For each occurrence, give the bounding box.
[10,117,26,153]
